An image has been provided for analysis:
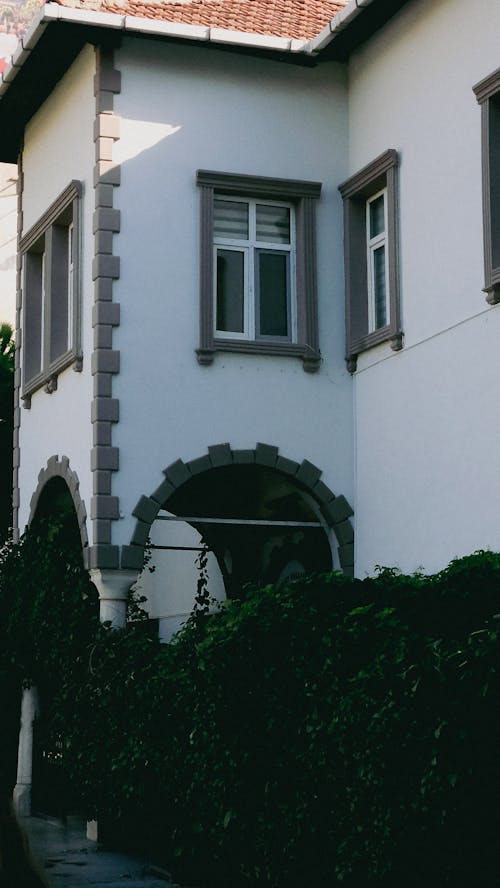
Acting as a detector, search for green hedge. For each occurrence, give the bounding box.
[63,555,499,887]
[0,514,99,792]
[1,526,499,887]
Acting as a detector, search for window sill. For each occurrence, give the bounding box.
[22,349,83,407]
[483,266,500,304]
[197,338,321,372]
[346,327,402,373]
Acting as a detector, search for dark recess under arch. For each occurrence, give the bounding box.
[126,443,354,578]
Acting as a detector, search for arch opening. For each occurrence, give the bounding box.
[164,464,334,598]
[28,455,89,559]
[133,448,351,642]
[32,477,81,544]
[20,462,95,818]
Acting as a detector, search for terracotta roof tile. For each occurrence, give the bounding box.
[54,0,348,41]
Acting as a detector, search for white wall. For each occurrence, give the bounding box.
[18,45,96,531]
[111,40,353,548]
[135,512,226,641]
[0,162,16,326]
[348,0,500,574]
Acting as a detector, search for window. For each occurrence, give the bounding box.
[196,171,322,372]
[473,68,500,303]
[20,181,82,401]
[339,150,402,372]
[214,197,294,341]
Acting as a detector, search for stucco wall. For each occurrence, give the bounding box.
[111,39,352,548]
[18,44,95,531]
[348,0,500,574]
[0,162,16,326]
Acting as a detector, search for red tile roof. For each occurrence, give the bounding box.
[54,0,348,41]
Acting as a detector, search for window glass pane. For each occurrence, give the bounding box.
[256,204,290,244]
[369,194,385,238]
[258,252,289,337]
[216,249,245,333]
[214,200,248,240]
[50,224,69,363]
[68,223,74,349]
[24,250,44,382]
[373,245,387,329]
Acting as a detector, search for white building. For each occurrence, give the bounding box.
[0,161,17,325]
[1,0,500,808]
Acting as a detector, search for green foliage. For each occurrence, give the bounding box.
[0,510,99,791]
[1,533,499,886]
[0,512,98,687]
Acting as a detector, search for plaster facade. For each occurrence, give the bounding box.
[347,0,500,575]
[0,161,16,325]
[17,45,96,534]
[4,0,500,819]
[5,0,500,612]
[110,40,351,554]
[13,32,354,634]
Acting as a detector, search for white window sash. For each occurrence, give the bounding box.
[366,188,389,333]
[213,196,295,341]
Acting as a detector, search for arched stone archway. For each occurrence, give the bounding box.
[128,443,354,579]
[28,455,89,556]
[15,456,91,817]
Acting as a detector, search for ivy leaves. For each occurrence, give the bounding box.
[1,533,499,887]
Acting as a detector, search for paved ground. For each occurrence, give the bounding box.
[24,815,177,887]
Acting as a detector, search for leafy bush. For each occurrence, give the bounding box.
[0,511,99,792]
[1,531,499,887]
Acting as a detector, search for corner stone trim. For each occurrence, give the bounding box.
[124,443,355,576]
[90,45,122,570]
[28,455,89,560]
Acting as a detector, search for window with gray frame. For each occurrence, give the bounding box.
[339,150,402,372]
[20,181,82,400]
[473,67,500,303]
[196,171,322,373]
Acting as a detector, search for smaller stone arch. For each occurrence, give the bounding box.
[126,443,354,577]
[28,455,89,554]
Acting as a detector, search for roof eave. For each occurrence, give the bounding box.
[0,2,318,162]
[309,0,413,61]
[0,0,412,163]
[0,0,313,81]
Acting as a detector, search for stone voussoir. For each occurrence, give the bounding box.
[255,442,279,467]
[132,495,161,525]
[208,443,232,467]
[163,459,192,488]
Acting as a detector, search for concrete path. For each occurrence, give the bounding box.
[24,815,178,887]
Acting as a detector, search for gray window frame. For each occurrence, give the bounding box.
[20,180,82,401]
[196,170,322,373]
[339,150,402,372]
[473,67,500,304]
